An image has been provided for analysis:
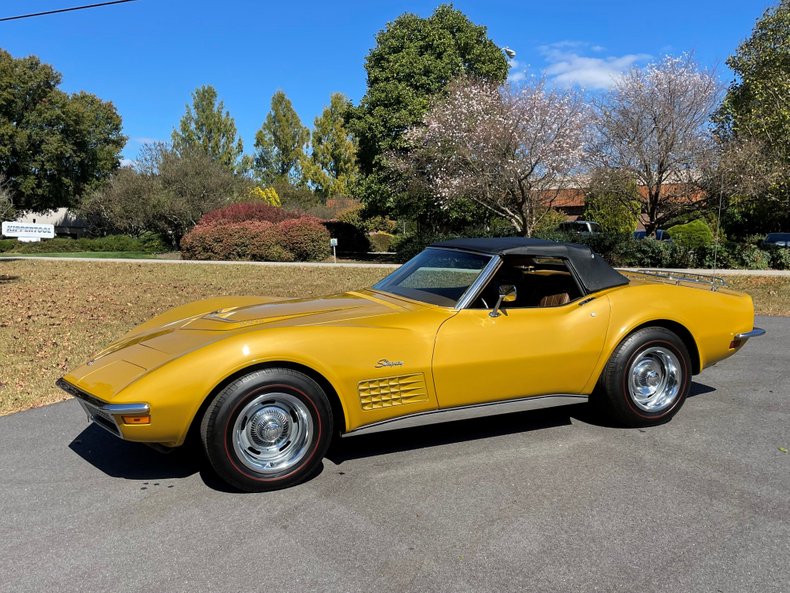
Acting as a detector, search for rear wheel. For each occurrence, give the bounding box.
[200,368,333,492]
[601,327,691,427]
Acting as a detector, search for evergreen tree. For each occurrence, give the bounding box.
[253,91,309,185]
[303,93,358,197]
[172,85,244,174]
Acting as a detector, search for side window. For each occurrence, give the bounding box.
[471,256,583,309]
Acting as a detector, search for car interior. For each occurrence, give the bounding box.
[471,255,584,310]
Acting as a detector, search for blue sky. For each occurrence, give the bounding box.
[1,0,775,163]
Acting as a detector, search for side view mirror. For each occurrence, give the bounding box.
[490,284,517,317]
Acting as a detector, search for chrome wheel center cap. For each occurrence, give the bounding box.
[250,407,289,446]
[645,369,660,387]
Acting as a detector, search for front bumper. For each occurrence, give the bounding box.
[57,378,149,439]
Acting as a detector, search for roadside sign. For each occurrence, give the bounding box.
[2,221,55,241]
[330,238,338,247]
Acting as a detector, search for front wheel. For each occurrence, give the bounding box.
[600,327,691,427]
[200,368,333,492]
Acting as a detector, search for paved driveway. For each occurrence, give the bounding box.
[2,316,788,593]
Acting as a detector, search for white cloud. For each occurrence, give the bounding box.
[538,42,651,90]
[506,59,528,83]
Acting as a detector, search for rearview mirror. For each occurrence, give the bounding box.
[490,284,517,317]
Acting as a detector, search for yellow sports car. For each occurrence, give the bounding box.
[58,238,764,492]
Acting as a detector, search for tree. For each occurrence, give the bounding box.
[591,55,720,235]
[81,143,249,246]
[349,4,508,226]
[0,175,15,222]
[713,1,789,234]
[395,78,588,236]
[171,85,245,174]
[254,91,309,185]
[303,93,359,197]
[0,50,125,211]
[584,169,641,235]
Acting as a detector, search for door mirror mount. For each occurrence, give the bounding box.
[490,285,517,317]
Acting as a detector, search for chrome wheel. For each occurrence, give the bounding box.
[232,392,314,475]
[627,346,682,412]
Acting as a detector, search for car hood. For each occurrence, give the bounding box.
[61,290,413,400]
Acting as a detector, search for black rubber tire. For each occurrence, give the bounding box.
[200,368,333,492]
[600,327,691,427]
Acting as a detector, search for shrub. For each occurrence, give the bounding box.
[0,234,167,254]
[766,246,790,270]
[278,217,330,261]
[667,220,714,251]
[368,231,395,252]
[180,221,295,262]
[0,238,16,252]
[394,232,465,263]
[321,220,371,254]
[248,186,281,207]
[731,243,770,270]
[199,201,299,225]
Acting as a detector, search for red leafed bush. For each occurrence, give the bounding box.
[180,220,294,262]
[199,201,300,225]
[278,217,330,261]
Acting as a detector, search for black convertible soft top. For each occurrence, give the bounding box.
[431,237,630,293]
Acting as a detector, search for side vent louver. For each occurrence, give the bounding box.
[358,373,428,410]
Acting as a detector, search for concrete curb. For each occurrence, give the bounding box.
[0,256,400,269]
[2,256,789,276]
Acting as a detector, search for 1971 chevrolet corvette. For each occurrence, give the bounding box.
[58,237,764,491]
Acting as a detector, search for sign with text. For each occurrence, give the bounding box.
[2,221,56,239]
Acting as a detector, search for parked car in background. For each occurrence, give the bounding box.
[762,233,790,248]
[634,230,671,241]
[558,220,601,236]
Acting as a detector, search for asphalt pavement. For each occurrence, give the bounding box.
[2,315,788,593]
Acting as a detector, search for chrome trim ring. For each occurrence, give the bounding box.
[627,347,682,412]
[232,392,313,475]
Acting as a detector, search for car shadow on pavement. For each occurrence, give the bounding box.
[69,424,200,480]
[68,423,325,494]
[328,380,718,464]
[328,404,578,464]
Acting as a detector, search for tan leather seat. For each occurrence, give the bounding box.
[539,292,570,307]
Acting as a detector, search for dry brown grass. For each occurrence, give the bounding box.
[0,259,786,415]
[0,259,392,415]
[726,276,790,317]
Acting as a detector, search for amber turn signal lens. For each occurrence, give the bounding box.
[121,415,150,425]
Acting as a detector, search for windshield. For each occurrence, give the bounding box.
[373,248,492,306]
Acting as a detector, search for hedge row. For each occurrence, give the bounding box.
[180,217,330,262]
[394,231,790,270]
[0,233,167,254]
[569,234,790,270]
